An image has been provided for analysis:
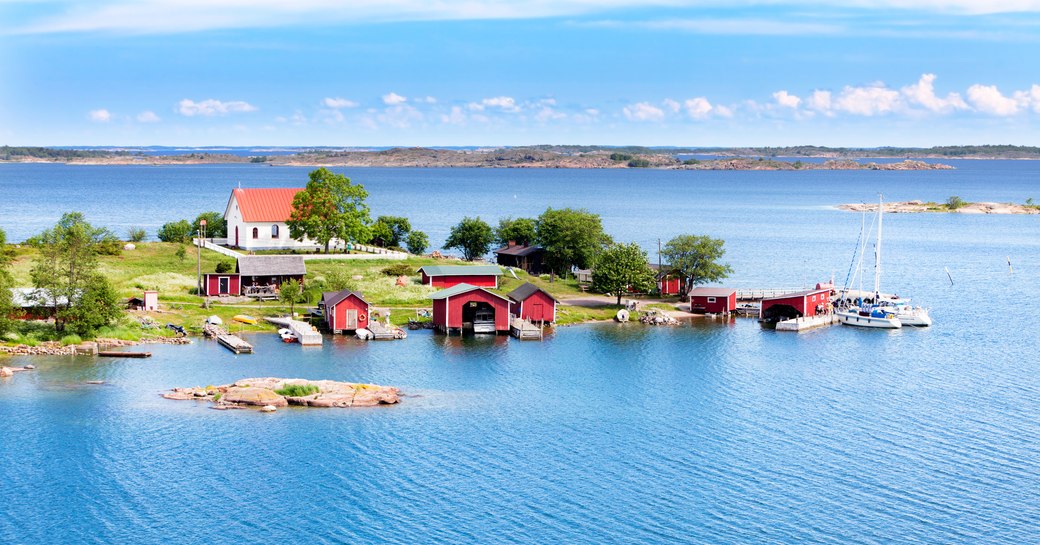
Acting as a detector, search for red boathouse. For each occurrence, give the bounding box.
[507,282,559,324]
[430,283,510,333]
[759,286,832,321]
[688,287,737,314]
[418,265,502,288]
[320,289,370,333]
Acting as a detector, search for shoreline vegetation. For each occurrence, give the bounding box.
[839,199,1040,215]
[0,145,959,170]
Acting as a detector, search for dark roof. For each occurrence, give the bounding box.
[236,255,307,276]
[689,287,736,297]
[761,288,830,301]
[506,282,560,303]
[429,283,509,301]
[495,244,544,257]
[418,265,502,277]
[320,289,367,309]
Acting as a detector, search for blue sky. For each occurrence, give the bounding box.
[4,0,1040,147]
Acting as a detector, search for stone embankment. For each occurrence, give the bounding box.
[839,201,1040,214]
[164,377,401,410]
[0,336,191,357]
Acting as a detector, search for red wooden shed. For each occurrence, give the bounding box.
[430,283,510,334]
[203,273,241,296]
[658,273,681,296]
[418,265,502,289]
[320,289,370,333]
[688,287,737,314]
[507,282,559,324]
[759,287,832,321]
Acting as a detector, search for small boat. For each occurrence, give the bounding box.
[472,308,496,334]
[277,328,298,343]
[877,298,932,327]
[837,306,902,329]
[232,314,258,325]
[206,315,223,325]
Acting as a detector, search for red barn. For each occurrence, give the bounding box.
[418,265,502,288]
[688,287,737,314]
[320,289,370,333]
[507,282,559,324]
[430,283,510,334]
[760,286,832,321]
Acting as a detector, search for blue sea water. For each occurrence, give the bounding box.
[1,162,1040,543]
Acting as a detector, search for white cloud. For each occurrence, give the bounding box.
[382,92,407,105]
[663,98,681,113]
[136,110,161,123]
[415,96,438,104]
[900,73,967,112]
[833,84,902,116]
[441,105,467,125]
[623,102,665,122]
[475,96,520,112]
[177,98,257,116]
[323,97,358,109]
[966,84,1020,116]
[772,90,801,109]
[88,109,111,122]
[806,90,833,113]
[534,106,566,123]
[683,97,714,119]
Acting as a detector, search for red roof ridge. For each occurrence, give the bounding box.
[231,187,304,222]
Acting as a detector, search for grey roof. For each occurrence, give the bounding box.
[418,264,502,277]
[689,287,736,297]
[429,283,509,301]
[320,289,367,309]
[9,288,69,308]
[495,244,544,257]
[236,255,307,276]
[506,282,560,303]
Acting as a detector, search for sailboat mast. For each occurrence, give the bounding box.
[874,195,883,300]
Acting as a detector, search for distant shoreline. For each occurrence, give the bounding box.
[838,201,1040,215]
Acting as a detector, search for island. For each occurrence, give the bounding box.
[839,200,1040,215]
[163,377,401,410]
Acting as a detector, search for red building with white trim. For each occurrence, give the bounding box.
[320,289,370,333]
[688,287,737,314]
[507,282,558,324]
[759,286,832,321]
[418,265,502,289]
[430,283,511,333]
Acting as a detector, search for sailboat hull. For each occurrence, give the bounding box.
[837,310,902,329]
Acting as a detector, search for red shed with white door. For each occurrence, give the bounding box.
[507,282,559,324]
[688,287,737,314]
[320,289,370,333]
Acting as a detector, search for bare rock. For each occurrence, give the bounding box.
[260,405,278,412]
[0,367,13,378]
[221,387,288,407]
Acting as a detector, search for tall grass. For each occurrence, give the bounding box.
[274,384,320,397]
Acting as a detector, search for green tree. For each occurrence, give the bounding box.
[0,227,13,335]
[371,215,411,248]
[661,234,734,296]
[65,275,121,337]
[287,168,372,253]
[193,211,227,238]
[946,195,967,210]
[157,219,193,243]
[126,226,147,242]
[30,213,118,332]
[214,260,234,273]
[536,207,611,281]
[495,217,537,247]
[279,279,304,316]
[592,242,657,305]
[406,230,429,255]
[444,217,495,261]
[175,245,187,261]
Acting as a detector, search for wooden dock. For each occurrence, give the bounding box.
[98,351,152,358]
[217,333,253,354]
[510,317,543,340]
[775,314,839,332]
[367,321,406,340]
[264,316,323,345]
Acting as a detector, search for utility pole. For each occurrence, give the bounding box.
[197,219,207,296]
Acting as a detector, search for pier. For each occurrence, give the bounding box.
[775,314,839,332]
[264,317,324,345]
[217,333,253,354]
[510,317,544,340]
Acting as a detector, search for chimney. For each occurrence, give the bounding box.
[508,240,517,247]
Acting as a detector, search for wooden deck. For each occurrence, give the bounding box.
[367,321,406,340]
[510,317,544,340]
[217,333,253,354]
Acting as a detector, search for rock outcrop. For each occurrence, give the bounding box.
[839,201,1040,215]
[163,378,401,410]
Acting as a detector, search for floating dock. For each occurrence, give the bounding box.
[98,351,152,358]
[217,333,253,354]
[264,317,323,345]
[367,321,407,340]
[775,314,839,332]
[510,317,543,340]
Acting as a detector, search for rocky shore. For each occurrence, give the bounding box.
[0,336,191,357]
[839,201,1040,214]
[163,377,401,410]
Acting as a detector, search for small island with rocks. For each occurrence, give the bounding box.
[839,198,1040,215]
[163,377,401,411]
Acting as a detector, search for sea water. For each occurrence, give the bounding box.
[1,162,1039,543]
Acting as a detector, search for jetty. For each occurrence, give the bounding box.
[366,321,407,340]
[217,333,253,354]
[98,351,152,358]
[510,317,543,340]
[265,317,323,346]
[775,314,839,332]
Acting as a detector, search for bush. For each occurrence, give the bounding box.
[627,158,651,168]
[406,230,429,255]
[60,334,83,346]
[126,227,147,242]
[157,220,193,243]
[610,153,633,161]
[946,195,967,209]
[682,158,701,165]
[381,263,414,277]
[215,260,234,274]
[274,384,320,397]
[175,245,187,261]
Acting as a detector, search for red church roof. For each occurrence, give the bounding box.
[231,188,303,222]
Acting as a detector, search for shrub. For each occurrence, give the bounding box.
[406,230,429,255]
[274,384,320,397]
[215,260,234,274]
[381,263,414,277]
[682,158,701,165]
[610,153,633,161]
[157,220,193,243]
[175,245,187,261]
[946,195,967,210]
[627,158,651,168]
[60,334,83,346]
[126,227,147,242]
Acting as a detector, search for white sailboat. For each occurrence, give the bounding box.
[837,196,902,329]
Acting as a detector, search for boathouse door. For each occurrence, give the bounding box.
[345,309,358,330]
[532,303,543,322]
